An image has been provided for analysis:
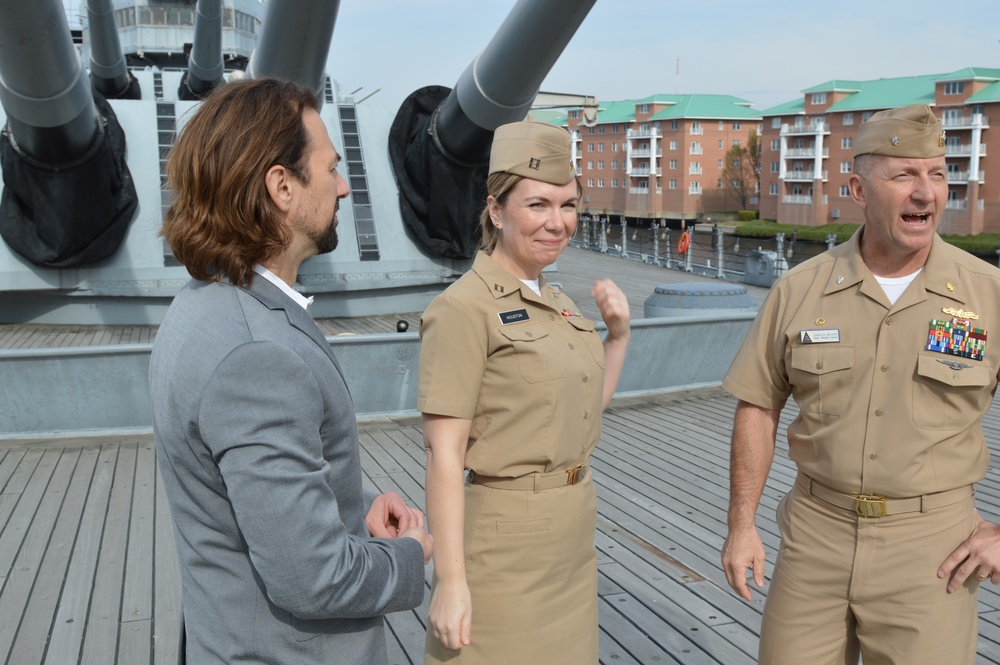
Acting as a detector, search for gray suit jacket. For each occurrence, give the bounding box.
[150,277,424,665]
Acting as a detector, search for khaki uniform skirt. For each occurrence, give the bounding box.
[424,471,599,664]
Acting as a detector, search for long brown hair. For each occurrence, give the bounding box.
[162,77,319,285]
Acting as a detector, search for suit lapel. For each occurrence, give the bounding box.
[242,277,347,382]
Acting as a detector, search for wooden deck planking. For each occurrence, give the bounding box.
[2,391,1000,663]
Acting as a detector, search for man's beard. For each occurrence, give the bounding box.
[311,215,339,255]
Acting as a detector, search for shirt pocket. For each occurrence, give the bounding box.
[788,344,854,415]
[565,317,606,369]
[497,323,567,383]
[912,354,994,430]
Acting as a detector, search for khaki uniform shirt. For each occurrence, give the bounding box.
[724,230,1000,497]
[418,251,605,478]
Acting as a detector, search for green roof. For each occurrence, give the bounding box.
[563,93,761,124]
[762,68,1000,116]
[525,109,568,125]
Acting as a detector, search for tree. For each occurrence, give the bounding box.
[721,129,762,210]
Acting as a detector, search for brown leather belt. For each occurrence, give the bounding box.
[469,463,588,492]
[799,474,974,518]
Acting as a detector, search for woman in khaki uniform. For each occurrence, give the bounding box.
[419,122,630,664]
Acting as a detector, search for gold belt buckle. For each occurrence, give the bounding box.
[855,494,887,518]
[566,464,584,485]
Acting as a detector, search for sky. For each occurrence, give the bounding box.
[64,0,999,114]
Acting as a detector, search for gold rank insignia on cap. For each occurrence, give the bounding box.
[854,104,945,159]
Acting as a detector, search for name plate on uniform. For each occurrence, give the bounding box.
[800,329,840,344]
[498,309,529,325]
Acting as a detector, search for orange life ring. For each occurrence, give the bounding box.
[677,231,691,255]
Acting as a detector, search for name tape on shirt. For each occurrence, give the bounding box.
[498,309,529,325]
[800,329,840,344]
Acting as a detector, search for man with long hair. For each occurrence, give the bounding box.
[150,77,432,665]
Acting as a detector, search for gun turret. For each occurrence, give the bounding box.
[0,0,137,268]
[180,0,225,100]
[389,0,596,259]
[87,0,141,100]
[247,0,341,100]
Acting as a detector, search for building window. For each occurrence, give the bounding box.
[691,121,702,135]
[569,110,580,119]
[840,161,851,173]
[639,104,650,114]
[669,179,677,189]
[691,142,701,154]
[612,142,619,151]
[811,92,827,104]
[587,160,594,169]
[719,121,725,130]
[841,137,853,149]
[718,140,724,149]
[944,81,965,95]
[612,160,618,169]
[598,161,605,169]
[669,140,678,150]
[598,143,605,152]
[811,116,825,128]
[770,139,780,151]
[587,178,594,187]
[861,112,873,122]
[843,113,854,126]
[670,121,678,130]
[770,184,778,195]
[598,125,605,134]
[771,117,781,129]
[717,179,723,188]
[733,139,741,147]
[770,162,779,173]
[587,127,594,135]
[613,124,620,132]
[690,161,701,174]
[598,179,605,187]
[689,182,702,194]
[669,159,677,169]
[840,185,850,197]
[734,121,742,130]
[588,143,594,151]
[612,179,618,187]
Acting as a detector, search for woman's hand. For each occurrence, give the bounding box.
[428,579,473,650]
[592,279,630,340]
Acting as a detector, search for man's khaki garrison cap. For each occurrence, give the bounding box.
[854,104,946,159]
[489,121,575,185]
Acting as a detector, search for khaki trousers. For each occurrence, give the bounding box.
[759,476,979,665]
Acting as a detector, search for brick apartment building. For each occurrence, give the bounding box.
[560,94,762,225]
[760,68,1000,234]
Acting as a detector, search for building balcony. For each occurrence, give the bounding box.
[782,195,813,205]
[632,168,661,177]
[575,166,583,175]
[781,122,830,136]
[784,170,827,182]
[632,150,652,158]
[627,127,661,138]
[628,187,651,195]
[946,199,968,210]
[942,114,989,129]
[946,171,984,184]
[570,130,582,141]
[945,143,987,157]
[785,148,828,158]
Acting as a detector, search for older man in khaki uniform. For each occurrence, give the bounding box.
[721,104,1000,664]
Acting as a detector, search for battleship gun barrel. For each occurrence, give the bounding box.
[247,0,340,100]
[434,0,597,164]
[87,0,134,98]
[0,0,99,165]
[181,0,225,99]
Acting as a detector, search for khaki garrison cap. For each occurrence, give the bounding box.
[854,104,946,159]
[489,121,575,185]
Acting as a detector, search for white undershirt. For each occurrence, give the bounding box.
[519,278,541,296]
[253,264,314,310]
[874,268,922,306]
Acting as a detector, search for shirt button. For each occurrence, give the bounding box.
[880,364,889,372]
[584,411,590,419]
[870,453,878,460]
[815,362,824,370]
[549,314,555,321]
[885,317,893,326]
[875,409,883,416]
[569,343,575,350]
[526,331,533,337]
[582,375,590,383]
